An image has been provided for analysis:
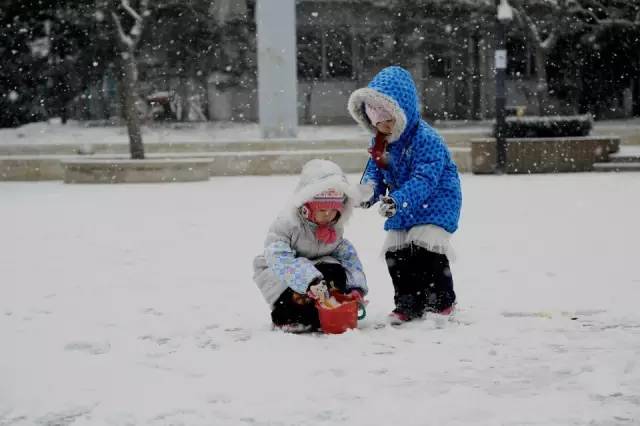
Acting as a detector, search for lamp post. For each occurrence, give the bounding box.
[495,0,513,173]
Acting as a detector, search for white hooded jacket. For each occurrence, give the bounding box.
[253,160,368,306]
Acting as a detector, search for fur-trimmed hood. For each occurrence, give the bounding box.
[285,159,369,226]
[347,66,420,143]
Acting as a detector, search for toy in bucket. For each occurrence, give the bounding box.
[309,282,366,334]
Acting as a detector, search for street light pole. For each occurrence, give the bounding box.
[495,0,512,173]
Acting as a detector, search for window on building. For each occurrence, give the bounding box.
[297,27,353,79]
[427,53,450,78]
[298,32,323,79]
[507,37,536,77]
[324,28,352,78]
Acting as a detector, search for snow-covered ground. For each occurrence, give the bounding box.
[1,173,639,425]
[3,118,639,146]
[0,120,372,145]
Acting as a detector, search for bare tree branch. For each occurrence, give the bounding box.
[539,0,573,52]
[569,0,602,24]
[117,0,149,46]
[512,4,542,47]
[589,0,607,13]
[540,31,557,51]
[111,11,134,48]
[571,0,640,28]
[121,0,142,23]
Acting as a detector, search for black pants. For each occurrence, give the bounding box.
[385,244,456,319]
[271,263,347,328]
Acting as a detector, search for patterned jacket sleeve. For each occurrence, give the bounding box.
[330,239,368,294]
[360,158,386,204]
[263,217,323,294]
[387,132,446,228]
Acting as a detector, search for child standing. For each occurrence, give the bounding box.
[253,159,368,332]
[347,66,462,324]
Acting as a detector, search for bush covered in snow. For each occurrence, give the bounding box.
[496,114,593,138]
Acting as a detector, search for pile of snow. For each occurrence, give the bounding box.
[1,173,639,425]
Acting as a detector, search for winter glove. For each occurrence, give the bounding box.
[355,183,375,209]
[307,279,330,301]
[378,195,397,218]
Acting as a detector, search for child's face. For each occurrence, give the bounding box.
[313,208,339,225]
[375,118,395,135]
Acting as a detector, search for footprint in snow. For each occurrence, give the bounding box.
[35,405,94,426]
[141,308,163,316]
[195,324,222,350]
[64,340,110,355]
[224,327,252,342]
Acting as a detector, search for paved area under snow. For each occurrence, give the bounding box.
[2,118,639,146]
[1,173,639,425]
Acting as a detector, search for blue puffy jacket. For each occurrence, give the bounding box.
[347,66,462,233]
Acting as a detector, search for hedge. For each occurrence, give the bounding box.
[494,114,593,138]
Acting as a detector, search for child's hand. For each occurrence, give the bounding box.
[378,195,397,218]
[355,183,375,209]
[291,291,313,305]
[345,289,364,301]
[308,280,330,301]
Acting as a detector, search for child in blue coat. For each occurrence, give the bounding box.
[347,66,462,323]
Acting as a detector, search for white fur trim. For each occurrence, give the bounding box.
[347,87,407,143]
[283,160,366,227]
[288,174,357,225]
[381,225,456,261]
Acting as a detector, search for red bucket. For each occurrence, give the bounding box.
[316,293,365,334]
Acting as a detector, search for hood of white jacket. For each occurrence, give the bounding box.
[284,159,371,226]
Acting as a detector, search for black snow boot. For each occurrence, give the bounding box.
[385,247,423,319]
[409,245,456,314]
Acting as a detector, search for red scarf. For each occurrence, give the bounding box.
[315,225,337,244]
[368,131,389,169]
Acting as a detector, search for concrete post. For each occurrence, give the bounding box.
[256,0,298,138]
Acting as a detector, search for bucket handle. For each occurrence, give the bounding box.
[357,300,367,320]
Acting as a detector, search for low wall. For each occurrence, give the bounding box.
[471,136,621,174]
[1,147,471,181]
[62,158,212,184]
[205,147,470,176]
[0,156,67,181]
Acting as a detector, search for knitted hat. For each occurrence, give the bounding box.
[365,103,393,125]
[302,188,345,244]
[304,188,345,214]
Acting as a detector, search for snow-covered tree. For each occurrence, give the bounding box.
[571,0,640,115]
[507,0,577,115]
[110,0,149,159]
[510,0,640,115]
[0,0,111,127]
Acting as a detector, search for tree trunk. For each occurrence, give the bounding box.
[178,60,190,121]
[121,51,145,159]
[633,58,640,116]
[471,33,482,120]
[534,49,551,115]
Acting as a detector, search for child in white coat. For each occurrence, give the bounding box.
[253,159,368,331]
